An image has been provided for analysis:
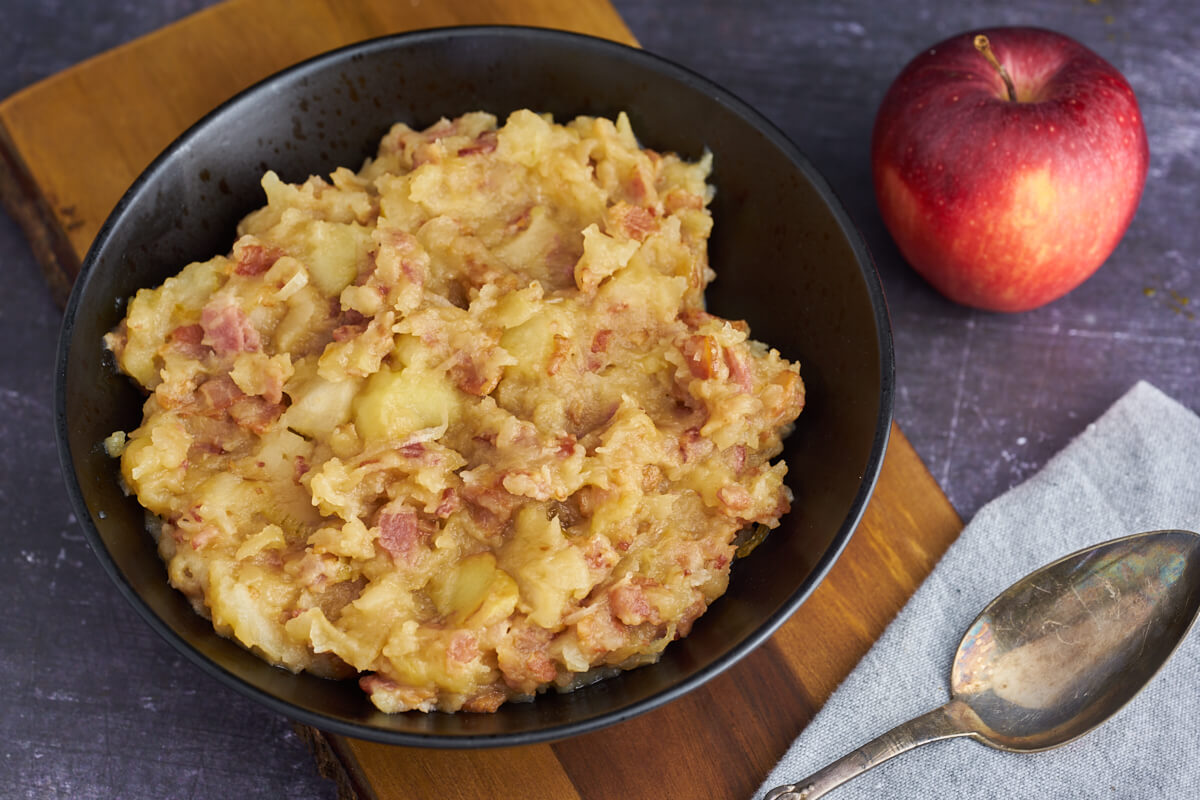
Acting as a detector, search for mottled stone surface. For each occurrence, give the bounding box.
[2,1,1195,797]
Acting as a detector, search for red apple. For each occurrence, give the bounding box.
[871,27,1149,312]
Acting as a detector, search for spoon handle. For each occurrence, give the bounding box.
[762,699,976,800]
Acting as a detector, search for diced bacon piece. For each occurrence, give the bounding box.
[399,257,423,286]
[331,323,366,342]
[461,688,507,713]
[331,308,369,342]
[627,170,649,203]
[457,129,498,156]
[680,335,719,379]
[424,117,459,140]
[234,243,283,276]
[252,364,289,407]
[717,485,753,512]
[678,307,716,330]
[228,396,284,434]
[166,522,186,545]
[377,503,422,563]
[461,482,519,534]
[171,324,205,345]
[674,599,707,638]
[200,295,260,356]
[448,356,499,396]
[664,188,704,213]
[546,334,571,376]
[166,323,210,360]
[581,535,616,572]
[385,229,422,259]
[724,347,753,393]
[623,162,659,207]
[575,605,629,656]
[609,580,662,626]
[196,374,244,413]
[434,488,460,518]
[357,253,380,287]
[447,632,478,664]
[189,525,220,551]
[359,673,397,694]
[557,434,578,458]
[293,455,310,482]
[398,441,426,459]
[496,624,557,691]
[769,493,792,521]
[607,201,657,241]
[590,328,612,354]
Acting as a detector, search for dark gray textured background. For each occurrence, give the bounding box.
[2,1,1196,797]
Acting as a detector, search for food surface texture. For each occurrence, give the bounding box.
[105,110,805,713]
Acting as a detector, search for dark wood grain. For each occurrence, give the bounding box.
[551,640,819,800]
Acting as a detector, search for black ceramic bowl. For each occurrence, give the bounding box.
[55,26,892,747]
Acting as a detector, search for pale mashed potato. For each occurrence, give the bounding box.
[105,110,805,713]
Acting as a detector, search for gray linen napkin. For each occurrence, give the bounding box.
[757,381,1200,799]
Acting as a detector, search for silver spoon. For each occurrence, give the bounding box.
[764,528,1200,799]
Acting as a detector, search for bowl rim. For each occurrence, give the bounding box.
[54,23,894,747]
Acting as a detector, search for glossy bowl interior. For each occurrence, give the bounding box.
[55,26,893,747]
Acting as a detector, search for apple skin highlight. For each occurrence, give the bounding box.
[871,27,1149,312]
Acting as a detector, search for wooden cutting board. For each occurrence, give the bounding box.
[0,1,964,798]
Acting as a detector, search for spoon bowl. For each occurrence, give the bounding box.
[765,529,1200,799]
[951,528,1200,752]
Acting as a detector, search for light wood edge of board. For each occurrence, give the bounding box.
[0,0,637,303]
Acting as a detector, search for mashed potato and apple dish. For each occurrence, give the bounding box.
[104,110,805,713]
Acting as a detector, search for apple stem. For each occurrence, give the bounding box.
[974,34,1017,102]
